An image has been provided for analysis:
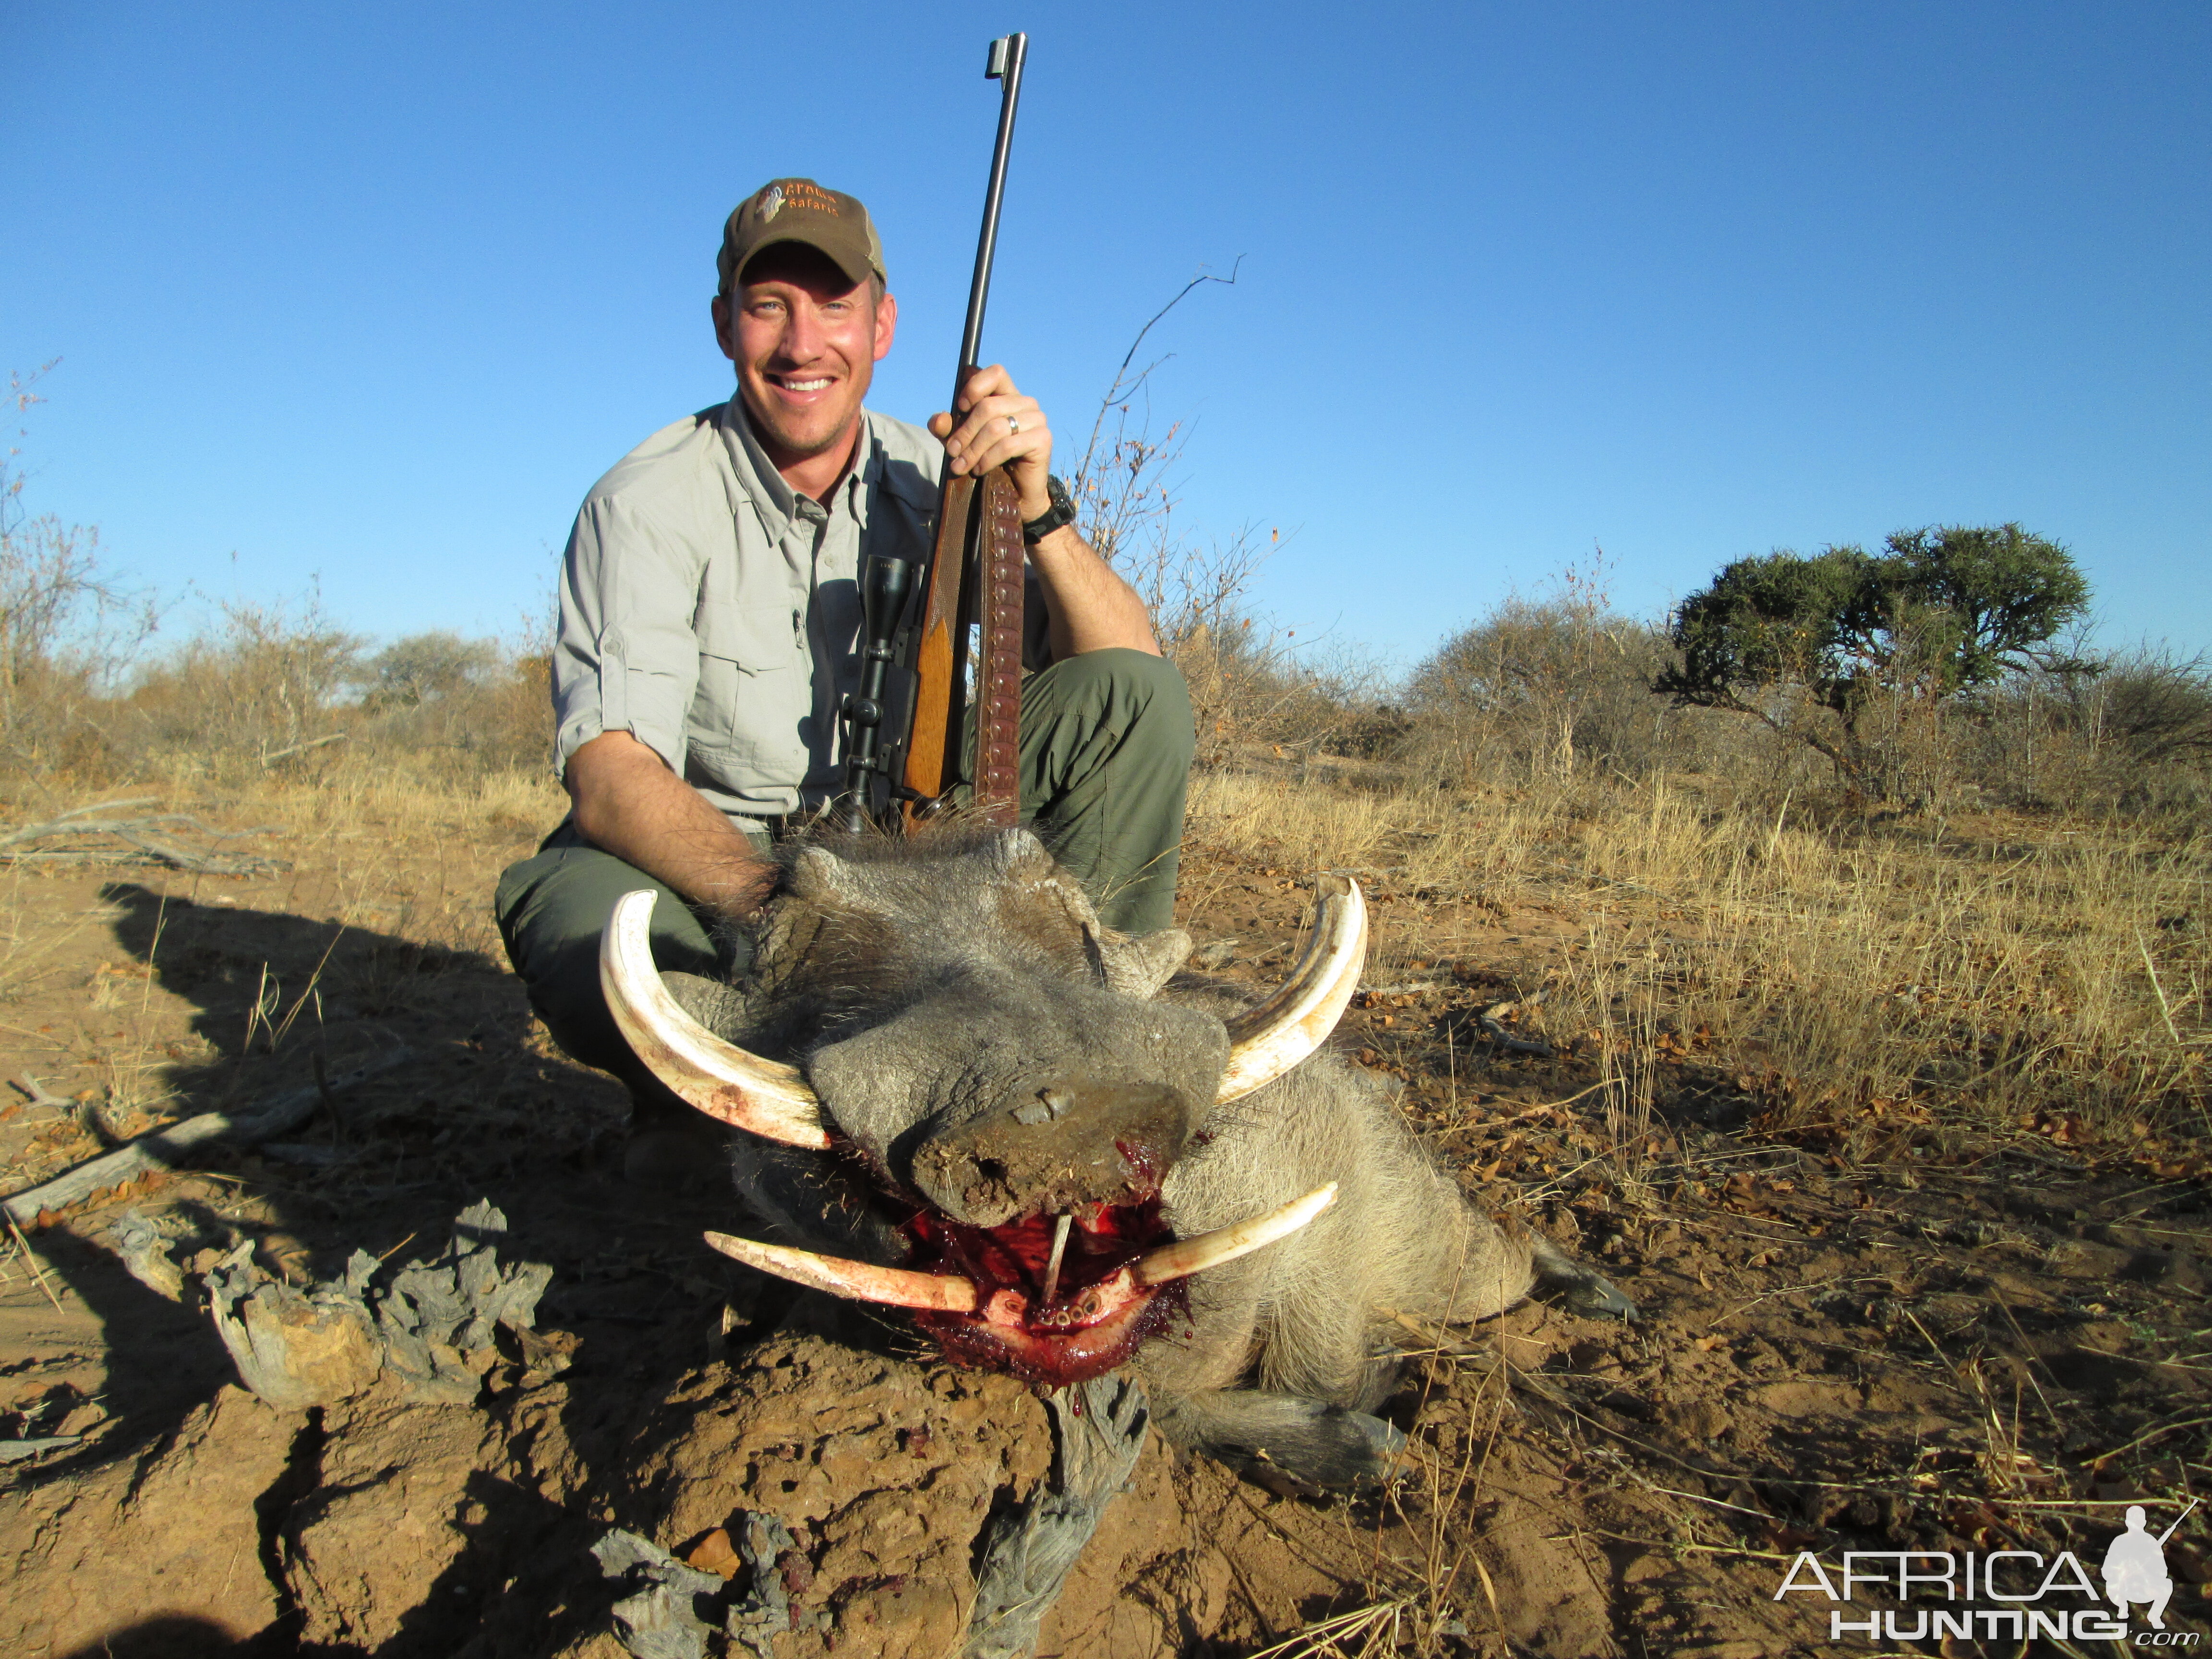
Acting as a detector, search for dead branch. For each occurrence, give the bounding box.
[0,804,289,875]
[0,797,161,846]
[8,1074,73,1112]
[0,1436,81,1463]
[1479,993,1556,1058]
[260,732,347,766]
[1,1046,412,1225]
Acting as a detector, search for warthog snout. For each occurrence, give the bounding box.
[909,1077,1194,1227]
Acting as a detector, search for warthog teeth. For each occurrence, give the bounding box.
[1132,1183,1339,1286]
[1041,1213,1073,1304]
[703,1231,980,1313]
[1215,878,1368,1104]
[601,890,830,1149]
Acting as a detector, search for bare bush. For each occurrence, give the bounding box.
[359,631,502,709]
[1969,646,2212,814]
[0,367,157,781]
[1401,560,1686,788]
[351,627,552,781]
[126,591,364,777]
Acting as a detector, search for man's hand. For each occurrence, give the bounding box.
[566,731,778,918]
[929,364,1054,520]
[928,362,1159,661]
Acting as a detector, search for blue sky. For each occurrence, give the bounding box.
[5,1,2207,670]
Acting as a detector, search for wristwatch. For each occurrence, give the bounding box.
[1021,474,1079,544]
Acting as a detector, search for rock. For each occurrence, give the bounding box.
[0,1387,291,1655]
[1660,1399,1734,1443]
[279,1390,522,1654]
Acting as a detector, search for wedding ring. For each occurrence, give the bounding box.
[1006,415,1021,435]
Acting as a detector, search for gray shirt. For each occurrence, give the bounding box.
[552,401,944,824]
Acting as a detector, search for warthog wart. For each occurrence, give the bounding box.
[601,826,1630,1489]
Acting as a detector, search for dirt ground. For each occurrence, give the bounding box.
[1,788,2207,1657]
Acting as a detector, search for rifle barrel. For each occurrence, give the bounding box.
[2157,1495,2200,1546]
[956,31,1028,400]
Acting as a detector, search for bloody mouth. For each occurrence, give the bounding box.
[900,1198,1186,1386]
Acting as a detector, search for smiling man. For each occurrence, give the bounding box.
[493,179,1194,1176]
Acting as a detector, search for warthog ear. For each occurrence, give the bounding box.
[991,827,1053,875]
[790,845,854,901]
[1100,928,1193,999]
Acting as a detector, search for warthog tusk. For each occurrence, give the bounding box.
[704,1188,1335,1321]
[1041,1213,1073,1304]
[1133,1183,1338,1286]
[703,1231,980,1312]
[601,890,830,1149]
[1214,877,1368,1102]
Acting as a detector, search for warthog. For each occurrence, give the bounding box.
[601,828,1629,1489]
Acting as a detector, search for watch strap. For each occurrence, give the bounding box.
[1021,474,1078,544]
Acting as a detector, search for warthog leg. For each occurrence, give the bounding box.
[1152,1389,1409,1492]
[964,1373,1151,1659]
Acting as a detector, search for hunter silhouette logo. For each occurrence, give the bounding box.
[2108,1501,2196,1630]
[1771,1498,2200,1645]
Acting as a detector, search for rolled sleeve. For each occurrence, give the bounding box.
[551,493,706,780]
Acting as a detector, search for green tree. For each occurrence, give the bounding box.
[1655,523,2091,796]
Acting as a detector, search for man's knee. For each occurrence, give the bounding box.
[494,834,719,1076]
[1049,645,1189,705]
[1041,648,1194,756]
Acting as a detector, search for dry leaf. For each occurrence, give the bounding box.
[684,1527,742,1579]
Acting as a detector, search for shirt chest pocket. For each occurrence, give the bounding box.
[695,599,802,670]
[690,600,810,777]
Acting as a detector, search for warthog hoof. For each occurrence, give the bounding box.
[1552,1270,1639,1320]
[1160,1391,1409,1493]
[1529,1236,1639,1320]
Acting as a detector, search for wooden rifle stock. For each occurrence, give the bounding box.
[899,471,975,815]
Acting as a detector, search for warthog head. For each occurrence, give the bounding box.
[599,828,1366,1386]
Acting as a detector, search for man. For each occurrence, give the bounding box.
[494,179,1194,1168]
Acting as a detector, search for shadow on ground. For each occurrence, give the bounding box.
[3,879,825,1656]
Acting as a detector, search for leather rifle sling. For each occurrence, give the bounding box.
[971,468,1026,826]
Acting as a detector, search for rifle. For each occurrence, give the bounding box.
[835,32,1029,834]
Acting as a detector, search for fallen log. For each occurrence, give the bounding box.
[1,1047,412,1226]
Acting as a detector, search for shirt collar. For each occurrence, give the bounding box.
[722,399,878,529]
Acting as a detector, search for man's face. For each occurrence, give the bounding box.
[714,243,896,469]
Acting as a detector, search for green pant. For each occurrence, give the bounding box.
[493,648,1193,1082]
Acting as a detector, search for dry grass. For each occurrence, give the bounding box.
[1186,761,2210,1157]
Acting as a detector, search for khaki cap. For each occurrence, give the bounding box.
[717,178,887,294]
